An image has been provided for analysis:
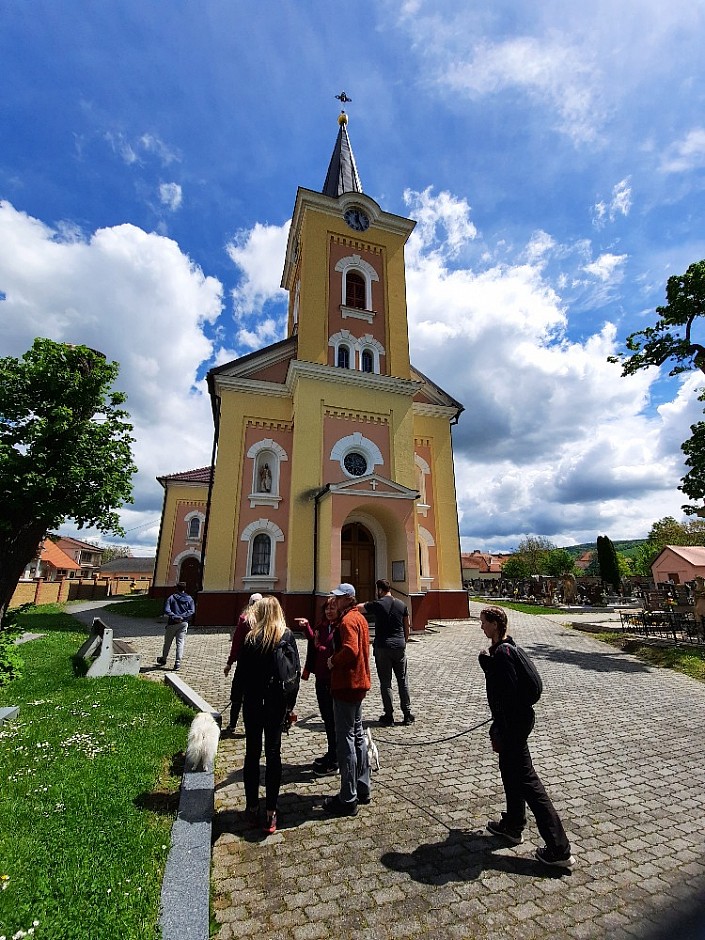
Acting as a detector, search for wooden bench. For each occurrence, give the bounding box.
[76,617,141,677]
[0,706,19,724]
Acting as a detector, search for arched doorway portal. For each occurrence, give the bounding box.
[341,522,375,602]
[178,556,200,596]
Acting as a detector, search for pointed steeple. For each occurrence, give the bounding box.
[322,111,363,198]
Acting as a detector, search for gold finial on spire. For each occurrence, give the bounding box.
[335,91,352,124]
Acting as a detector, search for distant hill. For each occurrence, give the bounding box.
[559,540,648,560]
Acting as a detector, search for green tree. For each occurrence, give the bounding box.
[608,260,705,512]
[0,339,136,621]
[89,542,133,563]
[596,535,621,591]
[514,535,555,576]
[545,548,576,577]
[501,556,530,580]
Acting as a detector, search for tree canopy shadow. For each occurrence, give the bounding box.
[526,642,650,674]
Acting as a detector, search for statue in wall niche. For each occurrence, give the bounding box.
[561,573,577,605]
[258,463,272,493]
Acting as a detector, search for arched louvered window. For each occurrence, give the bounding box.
[345,271,366,309]
[337,344,351,368]
[250,534,272,576]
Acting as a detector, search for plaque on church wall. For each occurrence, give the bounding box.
[392,561,405,582]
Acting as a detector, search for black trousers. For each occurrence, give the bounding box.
[229,664,245,727]
[242,689,286,812]
[315,676,336,760]
[498,718,571,855]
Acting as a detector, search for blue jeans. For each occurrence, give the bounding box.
[374,646,411,717]
[332,698,370,805]
[161,620,188,665]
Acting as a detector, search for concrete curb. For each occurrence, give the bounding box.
[160,771,214,940]
[160,676,220,940]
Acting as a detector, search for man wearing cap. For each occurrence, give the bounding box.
[323,583,372,817]
[158,581,196,671]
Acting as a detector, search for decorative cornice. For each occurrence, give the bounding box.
[325,407,388,424]
[215,376,291,399]
[413,402,460,420]
[246,419,294,432]
[287,359,422,397]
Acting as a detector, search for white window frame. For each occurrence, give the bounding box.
[415,455,431,517]
[328,331,385,375]
[240,519,284,591]
[184,510,206,541]
[334,254,379,324]
[330,432,384,479]
[418,525,435,592]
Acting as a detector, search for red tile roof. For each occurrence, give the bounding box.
[158,466,213,486]
[41,540,81,570]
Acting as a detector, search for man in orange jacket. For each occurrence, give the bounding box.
[323,582,371,816]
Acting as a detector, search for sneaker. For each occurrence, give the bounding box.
[402,712,416,726]
[264,811,277,835]
[173,662,180,671]
[313,760,338,777]
[535,846,575,870]
[357,791,371,805]
[156,656,166,667]
[312,754,332,768]
[378,714,394,726]
[486,818,524,845]
[323,795,358,817]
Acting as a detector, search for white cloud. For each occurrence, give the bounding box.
[403,187,477,259]
[660,128,705,173]
[226,221,290,328]
[0,201,223,541]
[159,182,183,211]
[592,178,632,227]
[583,252,628,282]
[401,195,689,547]
[104,131,180,167]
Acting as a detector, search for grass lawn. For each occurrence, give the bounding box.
[101,596,165,619]
[591,631,705,683]
[471,598,563,616]
[0,605,192,940]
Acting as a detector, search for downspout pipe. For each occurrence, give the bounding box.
[199,393,221,595]
[312,484,330,606]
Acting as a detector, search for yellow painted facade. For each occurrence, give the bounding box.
[153,118,467,626]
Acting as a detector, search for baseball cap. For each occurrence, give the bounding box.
[331,583,356,597]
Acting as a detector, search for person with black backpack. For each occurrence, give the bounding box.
[358,579,415,726]
[478,606,575,870]
[237,596,300,835]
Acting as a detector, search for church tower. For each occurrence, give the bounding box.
[153,111,468,626]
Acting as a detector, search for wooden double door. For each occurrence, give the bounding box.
[340,522,375,602]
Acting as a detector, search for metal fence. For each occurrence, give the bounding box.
[619,608,705,645]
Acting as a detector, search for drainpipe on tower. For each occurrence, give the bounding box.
[312,484,330,608]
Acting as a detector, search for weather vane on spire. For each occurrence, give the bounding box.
[335,91,352,103]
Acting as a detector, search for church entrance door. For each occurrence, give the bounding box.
[178,556,200,596]
[341,523,375,602]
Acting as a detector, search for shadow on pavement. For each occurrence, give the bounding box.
[380,827,571,883]
[527,642,651,673]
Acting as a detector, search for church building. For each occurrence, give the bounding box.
[153,112,468,627]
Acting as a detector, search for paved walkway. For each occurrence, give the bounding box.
[70,600,705,939]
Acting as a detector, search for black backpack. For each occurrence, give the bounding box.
[503,642,543,706]
[272,631,301,709]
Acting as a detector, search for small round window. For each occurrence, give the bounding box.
[344,452,368,476]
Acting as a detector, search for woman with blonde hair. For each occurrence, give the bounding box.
[237,595,300,834]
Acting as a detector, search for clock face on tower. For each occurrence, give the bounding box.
[343,207,370,232]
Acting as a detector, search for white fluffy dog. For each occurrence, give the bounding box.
[185,712,221,772]
[366,727,380,772]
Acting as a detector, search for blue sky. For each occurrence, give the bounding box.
[2,0,705,554]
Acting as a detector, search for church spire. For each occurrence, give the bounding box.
[322,111,363,198]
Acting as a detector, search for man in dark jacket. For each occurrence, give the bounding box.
[157,582,195,671]
[479,606,575,870]
[358,579,415,725]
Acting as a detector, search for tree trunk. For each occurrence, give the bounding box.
[0,521,48,626]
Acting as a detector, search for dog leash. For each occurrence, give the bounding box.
[371,715,492,747]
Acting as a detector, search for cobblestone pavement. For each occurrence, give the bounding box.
[72,600,705,939]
